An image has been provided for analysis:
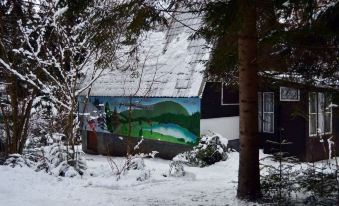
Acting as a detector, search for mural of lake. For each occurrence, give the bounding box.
[145,123,197,144]
[79,96,201,145]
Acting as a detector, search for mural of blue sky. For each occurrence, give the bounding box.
[88,96,200,115]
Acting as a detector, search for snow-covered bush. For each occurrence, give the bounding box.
[127,157,145,171]
[169,161,185,177]
[175,132,228,167]
[4,154,34,168]
[136,169,151,181]
[107,151,158,180]
[33,141,87,177]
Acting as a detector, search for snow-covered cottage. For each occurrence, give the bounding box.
[79,13,339,161]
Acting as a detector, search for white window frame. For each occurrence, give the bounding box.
[280,87,300,101]
[309,92,332,136]
[262,92,274,133]
[258,92,262,132]
[309,92,318,136]
[220,83,239,106]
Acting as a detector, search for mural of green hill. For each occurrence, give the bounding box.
[120,101,189,119]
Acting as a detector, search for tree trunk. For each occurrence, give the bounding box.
[237,0,261,200]
[18,95,34,154]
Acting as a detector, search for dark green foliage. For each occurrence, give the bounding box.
[261,130,300,204]
[261,156,301,205]
[194,146,225,166]
[261,132,339,205]
[177,134,228,167]
[261,158,339,205]
[108,0,168,45]
[298,166,339,204]
[192,1,240,84]
[186,0,339,86]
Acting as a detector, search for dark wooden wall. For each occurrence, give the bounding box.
[201,82,239,119]
[259,82,339,161]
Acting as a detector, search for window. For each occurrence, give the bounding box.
[258,92,274,133]
[175,74,189,89]
[280,87,300,101]
[309,92,332,136]
[221,83,239,105]
[263,92,274,133]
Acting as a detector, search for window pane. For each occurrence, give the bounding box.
[309,92,317,113]
[325,93,332,112]
[280,87,299,101]
[318,93,325,113]
[263,93,274,112]
[317,93,325,133]
[309,114,317,135]
[263,113,274,133]
[258,92,262,132]
[324,113,331,133]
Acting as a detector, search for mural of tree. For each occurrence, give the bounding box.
[97,104,107,130]
[138,128,143,137]
[112,107,120,132]
[93,98,100,107]
[105,102,113,132]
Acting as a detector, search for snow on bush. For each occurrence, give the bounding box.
[136,169,151,181]
[107,151,158,181]
[127,157,145,171]
[12,135,88,177]
[40,142,87,177]
[174,132,229,167]
[4,154,34,168]
[169,160,185,177]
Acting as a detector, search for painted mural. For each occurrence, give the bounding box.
[79,97,200,145]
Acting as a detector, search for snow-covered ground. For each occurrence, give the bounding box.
[0,151,251,206]
[1,149,336,206]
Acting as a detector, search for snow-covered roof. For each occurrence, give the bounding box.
[80,13,209,98]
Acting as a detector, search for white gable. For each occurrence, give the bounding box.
[80,13,209,98]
